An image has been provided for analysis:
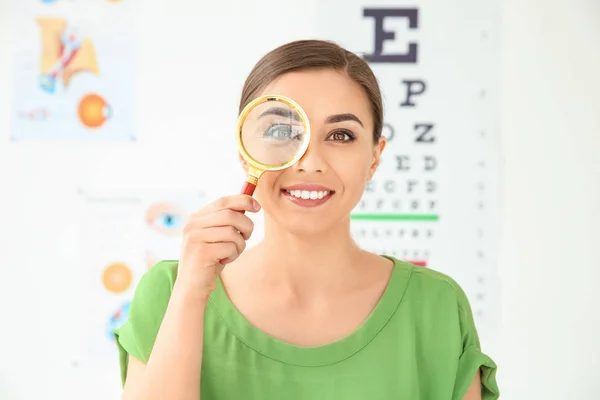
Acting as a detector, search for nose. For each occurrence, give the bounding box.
[295,141,327,173]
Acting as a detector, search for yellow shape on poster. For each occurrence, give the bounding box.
[36,17,99,92]
[102,262,133,293]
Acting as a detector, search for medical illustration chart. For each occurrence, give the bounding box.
[318,1,502,331]
[10,0,134,142]
[74,187,206,369]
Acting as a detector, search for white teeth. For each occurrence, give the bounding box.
[285,190,330,199]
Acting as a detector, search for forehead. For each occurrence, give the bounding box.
[260,69,373,126]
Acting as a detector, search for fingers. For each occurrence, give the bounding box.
[180,195,259,269]
[186,209,255,240]
[185,242,239,265]
[189,226,247,256]
[195,195,261,217]
[182,233,242,265]
[207,242,240,264]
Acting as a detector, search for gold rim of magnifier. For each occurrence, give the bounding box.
[236,94,311,177]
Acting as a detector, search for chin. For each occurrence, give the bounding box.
[278,213,340,237]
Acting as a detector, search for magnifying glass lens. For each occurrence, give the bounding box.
[240,100,307,167]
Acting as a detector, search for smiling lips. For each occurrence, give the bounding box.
[281,184,335,208]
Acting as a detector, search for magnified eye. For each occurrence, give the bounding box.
[145,202,187,236]
[264,123,303,140]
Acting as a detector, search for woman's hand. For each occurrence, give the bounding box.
[174,194,260,300]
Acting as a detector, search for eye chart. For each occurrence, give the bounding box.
[318,1,502,331]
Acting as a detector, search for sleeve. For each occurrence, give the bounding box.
[114,260,179,386]
[451,281,500,400]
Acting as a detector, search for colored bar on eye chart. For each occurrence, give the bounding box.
[407,260,428,267]
[350,214,440,222]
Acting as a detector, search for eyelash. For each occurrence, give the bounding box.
[327,129,356,142]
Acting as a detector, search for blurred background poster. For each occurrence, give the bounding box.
[71,187,206,393]
[10,0,134,142]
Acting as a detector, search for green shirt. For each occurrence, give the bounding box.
[115,257,499,399]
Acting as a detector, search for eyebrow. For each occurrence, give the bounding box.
[258,107,302,122]
[258,108,364,127]
[325,113,364,127]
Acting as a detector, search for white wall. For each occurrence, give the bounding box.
[496,0,600,398]
[0,0,598,399]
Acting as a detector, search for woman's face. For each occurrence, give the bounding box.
[242,68,386,236]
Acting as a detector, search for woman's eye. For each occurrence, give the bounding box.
[328,130,355,142]
[264,124,301,140]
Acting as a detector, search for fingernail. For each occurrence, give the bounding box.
[253,200,261,211]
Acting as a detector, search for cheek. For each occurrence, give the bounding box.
[333,152,373,187]
[255,170,283,202]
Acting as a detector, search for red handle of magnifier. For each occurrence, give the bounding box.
[218,180,257,265]
[239,180,257,216]
[240,181,257,197]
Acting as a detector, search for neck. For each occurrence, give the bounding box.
[252,215,364,296]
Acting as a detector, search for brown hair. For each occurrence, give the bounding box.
[239,40,383,144]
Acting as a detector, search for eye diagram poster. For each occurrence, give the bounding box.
[10,0,135,142]
[72,188,206,383]
[318,1,502,333]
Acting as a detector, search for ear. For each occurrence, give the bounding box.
[239,152,249,173]
[367,136,386,181]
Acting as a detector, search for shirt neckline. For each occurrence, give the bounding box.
[208,255,414,367]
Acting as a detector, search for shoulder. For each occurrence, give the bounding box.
[114,261,180,384]
[134,260,179,298]
[392,257,470,307]
[388,257,477,337]
[127,260,180,326]
[125,260,180,315]
[391,257,483,344]
[115,261,180,363]
[389,258,500,398]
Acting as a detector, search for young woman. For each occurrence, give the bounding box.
[115,40,500,400]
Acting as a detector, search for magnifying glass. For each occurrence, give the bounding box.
[236,94,311,198]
